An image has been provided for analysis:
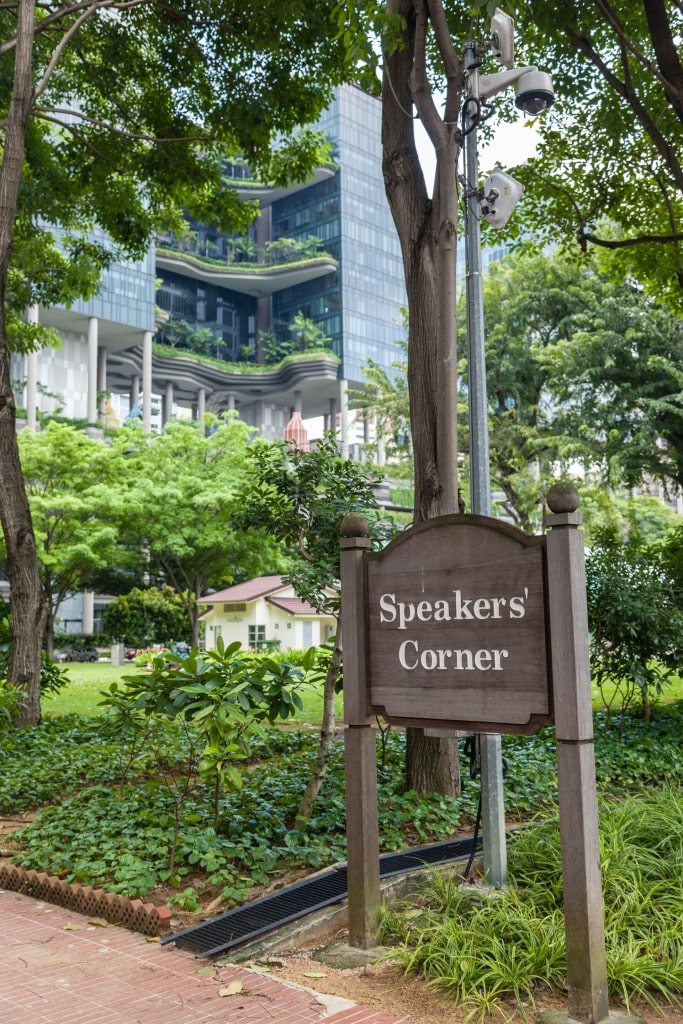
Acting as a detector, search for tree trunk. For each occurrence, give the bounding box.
[405,727,461,795]
[295,626,343,821]
[0,1,47,726]
[382,0,466,797]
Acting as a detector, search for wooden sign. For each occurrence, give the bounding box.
[364,515,552,735]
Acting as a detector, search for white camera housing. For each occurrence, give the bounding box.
[515,70,555,115]
[480,169,524,229]
[490,8,515,68]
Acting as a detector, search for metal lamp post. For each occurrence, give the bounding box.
[462,33,555,887]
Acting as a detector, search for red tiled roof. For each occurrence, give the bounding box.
[198,576,285,604]
[266,595,321,616]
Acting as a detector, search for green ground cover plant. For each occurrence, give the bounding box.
[381,790,683,1016]
[3,702,683,904]
[4,653,683,1014]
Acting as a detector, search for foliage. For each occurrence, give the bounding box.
[381,789,683,1015]
[353,337,413,467]
[579,491,682,549]
[585,535,683,727]
[540,282,683,492]
[16,422,120,654]
[155,318,213,356]
[100,638,314,834]
[0,0,363,726]
[361,249,683,524]
[2,3,358,307]
[502,0,683,310]
[0,680,21,730]
[4,702,683,903]
[261,311,335,365]
[103,587,189,648]
[110,417,288,645]
[231,433,394,616]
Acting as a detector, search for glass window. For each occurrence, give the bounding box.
[248,625,265,649]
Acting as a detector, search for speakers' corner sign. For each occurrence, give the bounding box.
[359,514,553,735]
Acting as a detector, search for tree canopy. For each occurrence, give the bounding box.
[0,0,359,724]
[112,417,287,646]
[16,421,119,655]
[501,0,683,309]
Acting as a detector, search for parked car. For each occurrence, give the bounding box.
[55,646,100,663]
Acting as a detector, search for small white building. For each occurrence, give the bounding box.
[198,576,336,652]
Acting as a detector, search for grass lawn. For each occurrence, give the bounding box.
[43,659,340,722]
[591,671,683,707]
[45,657,682,722]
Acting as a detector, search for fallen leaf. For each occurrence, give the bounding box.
[145,936,161,943]
[63,923,82,931]
[248,964,269,974]
[196,967,213,975]
[303,971,328,978]
[219,981,243,996]
[87,918,108,927]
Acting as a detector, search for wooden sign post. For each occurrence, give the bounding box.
[544,486,609,1023]
[340,485,610,1024]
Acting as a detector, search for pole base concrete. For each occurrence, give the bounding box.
[538,1010,646,1024]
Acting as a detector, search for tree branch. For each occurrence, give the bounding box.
[425,0,462,126]
[410,0,444,151]
[564,24,683,194]
[0,0,156,57]
[641,0,683,121]
[33,106,214,145]
[593,0,672,93]
[582,230,683,248]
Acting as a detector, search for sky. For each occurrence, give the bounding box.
[415,113,541,187]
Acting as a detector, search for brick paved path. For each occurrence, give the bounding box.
[1,890,407,1024]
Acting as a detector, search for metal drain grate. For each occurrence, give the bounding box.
[162,834,479,958]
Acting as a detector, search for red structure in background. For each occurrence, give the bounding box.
[283,410,309,450]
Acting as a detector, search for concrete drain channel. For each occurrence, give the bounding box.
[162,834,480,958]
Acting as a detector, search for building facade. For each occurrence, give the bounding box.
[9,85,408,632]
[12,85,406,450]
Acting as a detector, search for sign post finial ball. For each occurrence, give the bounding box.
[341,512,370,537]
[546,483,580,514]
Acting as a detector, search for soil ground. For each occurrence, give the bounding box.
[265,936,683,1024]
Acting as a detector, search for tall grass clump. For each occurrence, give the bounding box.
[381,790,683,1018]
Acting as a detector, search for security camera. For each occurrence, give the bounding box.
[515,69,555,115]
[479,169,524,229]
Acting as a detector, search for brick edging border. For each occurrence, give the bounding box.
[0,862,173,935]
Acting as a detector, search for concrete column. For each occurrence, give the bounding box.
[82,591,95,635]
[97,346,107,419]
[197,387,206,433]
[293,390,302,414]
[164,380,174,424]
[339,378,349,459]
[26,306,39,430]
[376,415,386,467]
[87,317,98,426]
[130,374,140,408]
[328,398,337,435]
[142,330,152,433]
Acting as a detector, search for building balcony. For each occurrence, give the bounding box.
[155,246,338,298]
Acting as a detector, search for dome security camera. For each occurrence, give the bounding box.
[515,70,555,115]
